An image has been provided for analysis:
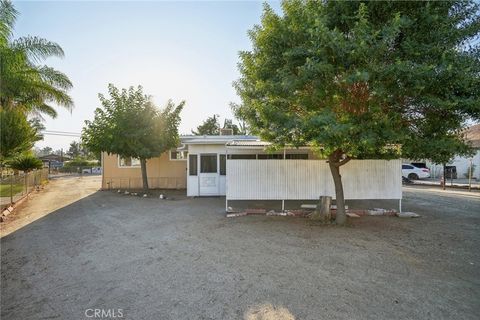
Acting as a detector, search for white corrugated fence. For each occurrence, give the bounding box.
[226,159,402,200]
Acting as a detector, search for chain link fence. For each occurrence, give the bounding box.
[104,177,186,190]
[49,166,102,177]
[0,168,49,210]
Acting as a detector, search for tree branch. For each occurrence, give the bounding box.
[335,156,351,167]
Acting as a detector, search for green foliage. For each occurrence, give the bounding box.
[83,84,184,159]
[0,0,73,118]
[67,141,81,158]
[234,0,480,163]
[64,157,98,168]
[66,141,95,159]
[0,109,41,163]
[192,114,220,135]
[82,84,184,188]
[9,153,43,172]
[235,0,480,224]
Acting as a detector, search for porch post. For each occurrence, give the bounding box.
[225,145,228,212]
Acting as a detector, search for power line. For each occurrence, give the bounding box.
[41,130,81,137]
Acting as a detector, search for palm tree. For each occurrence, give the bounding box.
[0,0,73,119]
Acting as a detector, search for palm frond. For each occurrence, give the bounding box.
[0,0,17,42]
[37,65,73,90]
[12,36,64,62]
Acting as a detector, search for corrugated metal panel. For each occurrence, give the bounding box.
[226,159,402,200]
[226,140,270,147]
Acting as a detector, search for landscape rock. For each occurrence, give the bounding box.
[396,211,420,218]
[226,212,248,218]
[346,212,360,218]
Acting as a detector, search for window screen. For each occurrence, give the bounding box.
[228,154,257,160]
[258,154,284,159]
[189,154,198,176]
[200,155,217,173]
[170,150,187,160]
[119,156,141,167]
[219,155,226,175]
[285,154,308,159]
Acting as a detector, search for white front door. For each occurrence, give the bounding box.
[199,154,219,195]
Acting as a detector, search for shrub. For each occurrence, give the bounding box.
[9,154,43,172]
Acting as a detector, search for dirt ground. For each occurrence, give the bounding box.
[1,176,479,319]
[0,175,101,237]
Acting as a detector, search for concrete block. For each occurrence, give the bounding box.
[245,208,266,215]
[226,212,248,218]
[346,213,360,218]
[396,212,420,218]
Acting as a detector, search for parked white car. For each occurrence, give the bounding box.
[402,164,430,180]
[82,167,102,174]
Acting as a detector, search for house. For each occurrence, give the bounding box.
[101,135,402,210]
[407,124,480,179]
[38,154,71,168]
[447,124,480,179]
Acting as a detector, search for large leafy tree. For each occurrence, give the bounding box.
[0,0,73,118]
[234,0,480,224]
[82,84,185,190]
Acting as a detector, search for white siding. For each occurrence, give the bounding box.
[226,159,402,200]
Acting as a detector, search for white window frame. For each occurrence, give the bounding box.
[118,156,141,168]
[169,150,188,161]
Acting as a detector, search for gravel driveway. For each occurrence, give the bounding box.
[1,176,479,319]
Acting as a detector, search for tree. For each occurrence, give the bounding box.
[9,153,43,172]
[234,1,480,224]
[192,114,220,135]
[0,109,42,164]
[0,0,73,119]
[222,119,242,135]
[82,84,185,190]
[39,146,53,156]
[67,141,82,158]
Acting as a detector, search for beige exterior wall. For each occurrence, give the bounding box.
[101,152,187,190]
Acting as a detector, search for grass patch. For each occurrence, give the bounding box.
[0,184,24,197]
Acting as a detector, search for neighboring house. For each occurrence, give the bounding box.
[102,134,402,210]
[448,124,480,179]
[405,124,480,179]
[38,154,71,168]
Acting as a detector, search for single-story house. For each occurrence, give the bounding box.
[101,135,402,210]
[39,154,71,168]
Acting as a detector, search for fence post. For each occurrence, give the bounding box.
[24,174,28,195]
[10,174,13,206]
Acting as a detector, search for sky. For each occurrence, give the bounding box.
[13,0,281,151]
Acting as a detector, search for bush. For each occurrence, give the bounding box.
[63,158,98,167]
[9,154,43,172]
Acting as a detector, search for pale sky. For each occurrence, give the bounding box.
[14,0,281,150]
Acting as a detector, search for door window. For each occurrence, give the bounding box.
[200,155,217,173]
[189,155,198,176]
[219,155,226,175]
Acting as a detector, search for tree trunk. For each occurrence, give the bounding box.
[328,151,349,225]
[140,158,149,191]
